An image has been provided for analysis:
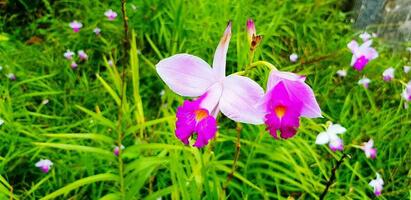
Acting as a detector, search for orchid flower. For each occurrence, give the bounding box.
[404,66,410,74]
[156,22,264,147]
[382,67,394,81]
[336,69,347,77]
[6,73,16,81]
[35,159,53,173]
[359,32,371,41]
[69,21,82,32]
[93,27,101,35]
[402,81,411,101]
[369,173,384,196]
[289,53,298,62]
[361,139,377,159]
[315,123,346,151]
[105,9,118,21]
[108,60,114,66]
[78,50,88,60]
[358,77,371,88]
[70,61,78,69]
[348,40,378,71]
[114,145,125,156]
[64,50,74,60]
[258,71,322,139]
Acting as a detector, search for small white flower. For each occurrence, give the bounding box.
[289,53,298,62]
[78,50,88,60]
[336,69,347,77]
[382,67,395,82]
[315,123,346,151]
[64,50,75,60]
[369,173,384,196]
[358,77,371,88]
[93,27,101,35]
[0,118,4,126]
[404,66,411,74]
[42,99,49,105]
[359,32,371,41]
[35,159,53,173]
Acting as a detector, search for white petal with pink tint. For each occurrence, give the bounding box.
[156,54,217,97]
[199,83,223,116]
[212,22,231,80]
[219,75,265,124]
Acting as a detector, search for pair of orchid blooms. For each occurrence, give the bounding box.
[155,21,322,148]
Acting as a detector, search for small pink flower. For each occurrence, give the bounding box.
[348,40,378,71]
[93,27,101,35]
[404,66,411,74]
[114,145,125,156]
[6,73,16,81]
[69,21,83,32]
[78,50,88,60]
[289,53,298,62]
[336,69,347,77]
[358,77,371,88]
[260,71,322,139]
[64,50,75,60]
[104,9,118,21]
[315,123,346,151]
[361,139,377,159]
[35,159,53,173]
[382,67,395,81]
[359,32,371,41]
[369,173,384,196]
[70,61,78,69]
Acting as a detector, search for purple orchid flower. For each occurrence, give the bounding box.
[315,123,346,151]
[156,22,265,147]
[361,139,377,159]
[258,71,322,139]
[369,173,384,196]
[289,53,298,62]
[35,159,53,173]
[64,50,75,60]
[348,40,378,71]
[114,145,125,156]
[93,27,101,35]
[105,9,118,21]
[382,67,394,82]
[78,50,88,60]
[69,21,83,32]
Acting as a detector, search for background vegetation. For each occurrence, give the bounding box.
[0,0,410,199]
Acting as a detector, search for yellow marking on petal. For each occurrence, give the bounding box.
[274,105,286,119]
[195,110,208,122]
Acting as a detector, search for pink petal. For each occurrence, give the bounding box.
[193,115,217,148]
[212,22,232,80]
[267,70,322,118]
[156,54,217,97]
[219,75,265,124]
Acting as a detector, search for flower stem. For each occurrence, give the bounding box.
[223,123,242,191]
[116,0,129,199]
[319,153,349,200]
